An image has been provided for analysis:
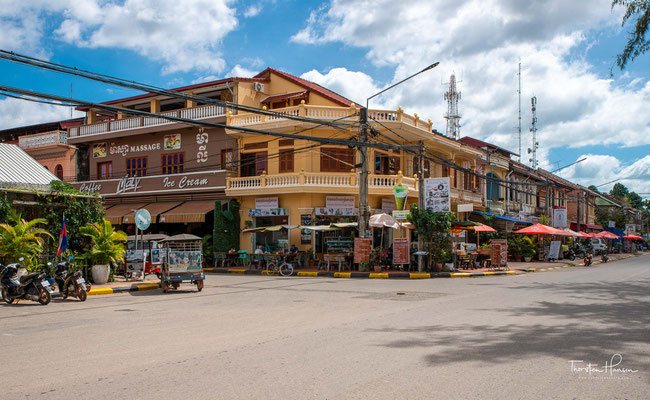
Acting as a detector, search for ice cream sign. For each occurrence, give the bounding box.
[393,184,408,210]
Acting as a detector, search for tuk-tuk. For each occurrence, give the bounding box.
[124,234,170,280]
[159,234,204,292]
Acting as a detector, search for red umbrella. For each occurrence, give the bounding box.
[473,223,497,232]
[623,234,644,241]
[576,231,595,238]
[514,223,569,235]
[595,231,619,240]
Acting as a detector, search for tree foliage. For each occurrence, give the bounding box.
[0,213,53,264]
[612,0,650,70]
[610,182,629,200]
[587,185,600,193]
[0,195,11,224]
[213,200,240,253]
[407,204,453,270]
[36,180,104,255]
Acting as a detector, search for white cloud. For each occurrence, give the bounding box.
[243,4,262,18]
[291,0,649,172]
[1,0,239,74]
[557,154,650,194]
[0,96,82,130]
[227,64,257,78]
[300,68,380,104]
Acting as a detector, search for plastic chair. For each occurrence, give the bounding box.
[214,253,226,268]
[237,250,250,268]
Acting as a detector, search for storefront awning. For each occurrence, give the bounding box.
[135,202,183,223]
[331,222,358,228]
[473,210,532,225]
[242,225,298,233]
[105,203,150,225]
[159,200,215,223]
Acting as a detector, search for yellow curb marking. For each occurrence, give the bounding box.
[450,273,471,278]
[505,271,516,275]
[88,288,113,296]
[409,273,430,279]
[483,272,495,275]
[297,271,319,277]
[228,269,247,274]
[135,284,159,290]
[334,272,351,278]
[369,273,389,279]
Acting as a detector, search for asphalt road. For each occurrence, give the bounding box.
[1,255,649,400]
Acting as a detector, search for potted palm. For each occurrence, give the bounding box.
[80,219,127,284]
[522,236,536,262]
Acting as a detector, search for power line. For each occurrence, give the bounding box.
[0,50,356,130]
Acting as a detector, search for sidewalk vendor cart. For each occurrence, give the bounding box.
[159,234,205,292]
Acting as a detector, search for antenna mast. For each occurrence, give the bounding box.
[443,73,461,140]
[528,96,539,168]
[517,62,521,161]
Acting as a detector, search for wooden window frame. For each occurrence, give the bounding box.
[221,148,234,170]
[279,149,294,173]
[161,152,184,175]
[320,147,355,173]
[126,156,148,177]
[97,161,113,180]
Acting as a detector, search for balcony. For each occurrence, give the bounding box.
[19,130,68,150]
[226,171,418,196]
[450,188,484,205]
[68,104,226,142]
[227,104,434,137]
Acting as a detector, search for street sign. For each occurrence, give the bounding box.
[135,209,151,231]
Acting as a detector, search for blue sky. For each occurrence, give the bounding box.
[0,0,648,195]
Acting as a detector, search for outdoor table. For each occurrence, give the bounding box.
[323,253,351,272]
[225,252,239,267]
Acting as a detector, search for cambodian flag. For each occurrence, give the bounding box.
[56,215,68,257]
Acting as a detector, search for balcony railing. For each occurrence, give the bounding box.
[19,130,67,149]
[68,104,226,139]
[450,187,484,204]
[227,104,433,132]
[227,171,419,191]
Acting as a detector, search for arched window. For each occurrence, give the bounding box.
[486,172,500,201]
[55,164,64,180]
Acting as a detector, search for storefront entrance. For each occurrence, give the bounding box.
[254,215,289,253]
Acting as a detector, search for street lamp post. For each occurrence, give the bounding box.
[358,62,439,264]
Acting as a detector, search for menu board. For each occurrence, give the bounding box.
[300,214,312,244]
[549,241,561,260]
[353,238,371,264]
[491,239,508,268]
[393,238,410,264]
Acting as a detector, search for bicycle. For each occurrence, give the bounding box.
[264,254,294,277]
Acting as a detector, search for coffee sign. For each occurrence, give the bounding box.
[73,170,224,197]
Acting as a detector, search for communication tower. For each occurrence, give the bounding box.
[528,96,539,168]
[443,73,461,140]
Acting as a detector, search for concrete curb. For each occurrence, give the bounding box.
[517,254,636,273]
[87,283,160,296]
[203,268,517,279]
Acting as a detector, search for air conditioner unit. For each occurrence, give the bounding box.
[254,82,265,92]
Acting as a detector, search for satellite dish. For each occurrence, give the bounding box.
[135,209,151,231]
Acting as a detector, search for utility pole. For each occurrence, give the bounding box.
[358,107,370,238]
[418,141,425,272]
[517,62,522,162]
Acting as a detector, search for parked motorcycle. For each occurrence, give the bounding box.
[596,249,609,263]
[584,251,593,267]
[52,261,89,301]
[0,262,53,305]
[562,248,576,261]
[572,245,586,258]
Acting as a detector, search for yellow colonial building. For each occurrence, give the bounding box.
[225,68,485,254]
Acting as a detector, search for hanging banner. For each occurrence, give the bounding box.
[248,208,288,217]
[326,196,355,208]
[315,207,358,216]
[393,238,410,264]
[552,207,567,228]
[255,197,279,209]
[423,177,450,212]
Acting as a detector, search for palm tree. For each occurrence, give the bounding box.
[80,218,127,265]
[0,213,53,263]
